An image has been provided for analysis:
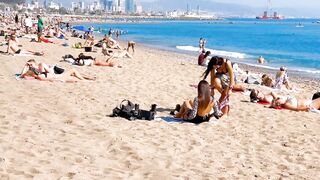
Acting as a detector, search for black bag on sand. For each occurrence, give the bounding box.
[111,100,137,120]
[312,92,320,100]
[110,100,157,121]
[136,104,157,120]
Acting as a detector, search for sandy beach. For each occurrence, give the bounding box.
[0,34,319,179]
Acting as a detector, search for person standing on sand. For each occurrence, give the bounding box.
[15,14,19,25]
[37,15,44,42]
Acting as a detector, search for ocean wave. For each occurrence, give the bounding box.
[245,63,320,74]
[176,45,247,59]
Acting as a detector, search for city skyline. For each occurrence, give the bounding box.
[24,0,320,17]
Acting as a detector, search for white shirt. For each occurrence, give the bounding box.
[25,18,32,27]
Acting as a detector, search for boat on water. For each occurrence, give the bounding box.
[256,0,284,20]
[256,11,284,20]
[296,23,304,28]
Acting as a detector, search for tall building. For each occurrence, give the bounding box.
[79,1,85,11]
[113,0,125,12]
[43,0,47,8]
[125,0,135,13]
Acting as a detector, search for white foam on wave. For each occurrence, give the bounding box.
[246,63,320,75]
[176,45,247,59]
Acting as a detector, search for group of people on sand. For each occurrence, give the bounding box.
[170,37,319,124]
[0,13,137,83]
[172,56,247,123]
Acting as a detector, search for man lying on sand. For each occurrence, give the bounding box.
[6,34,44,56]
[20,59,95,82]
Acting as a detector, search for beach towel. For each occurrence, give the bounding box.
[15,74,35,80]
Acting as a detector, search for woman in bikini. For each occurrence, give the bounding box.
[7,34,44,56]
[20,59,96,82]
[173,80,230,123]
[102,41,132,60]
[270,92,320,112]
[62,53,115,67]
[250,89,274,103]
[202,56,246,93]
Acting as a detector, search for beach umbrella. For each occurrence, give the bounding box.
[72,25,88,32]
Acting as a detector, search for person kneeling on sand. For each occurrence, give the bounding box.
[171,80,230,123]
[20,59,95,82]
[270,92,320,112]
[6,34,44,56]
[202,56,246,93]
[62,53,115,67]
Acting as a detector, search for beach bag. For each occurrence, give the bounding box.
[111,100,138,120]
[53,66,64,74]
[84,47,92,52]
[110,100,157,121]
[312,92,320,100]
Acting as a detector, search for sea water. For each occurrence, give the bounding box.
[82,18,320,78]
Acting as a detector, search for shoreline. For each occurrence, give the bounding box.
[120,40,320,81]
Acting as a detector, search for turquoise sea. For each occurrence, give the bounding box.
[81,18,320,78]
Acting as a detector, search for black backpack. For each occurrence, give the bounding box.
[110,100,157,121]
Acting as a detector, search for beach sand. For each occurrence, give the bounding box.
[0,36,319,179]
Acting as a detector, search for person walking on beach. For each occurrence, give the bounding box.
[37,15,44,42]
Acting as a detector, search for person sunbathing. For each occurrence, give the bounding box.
[20,59,95,82]
[62,53,115,67]
[103,36,122,49]
[261,74,274,88]
[172,80,230,123]
[6,34,44,56]
[249,89,274,103]
[102,42,132,60]
[270,92,320,112]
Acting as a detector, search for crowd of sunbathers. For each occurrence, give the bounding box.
[1,13,319,125]
[1,13,136,83]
